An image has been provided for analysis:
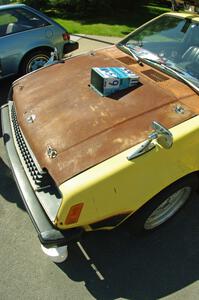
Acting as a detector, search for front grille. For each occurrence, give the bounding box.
[11,104,51,191]
[9,101,62,221]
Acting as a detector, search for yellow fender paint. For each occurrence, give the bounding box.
[56,116,199,230]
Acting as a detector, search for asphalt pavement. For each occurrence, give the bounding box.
[0,35,199,300]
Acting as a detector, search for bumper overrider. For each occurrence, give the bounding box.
[1,98,83,248]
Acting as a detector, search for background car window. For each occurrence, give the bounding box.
[0,13,17,25]
[0,8,50,36]
[0,12,17,36]
[15,8,50,28]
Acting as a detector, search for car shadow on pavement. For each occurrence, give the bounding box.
[58,193,199,300]
[0,157,25,211]
[0,77,25,209]
[0,76,17,137]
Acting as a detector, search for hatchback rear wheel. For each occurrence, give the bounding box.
[20,50,51,75]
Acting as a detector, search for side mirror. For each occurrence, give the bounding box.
[151,121,173,149]
[127,121,173,160]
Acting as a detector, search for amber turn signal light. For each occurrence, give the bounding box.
[65,203,84,225]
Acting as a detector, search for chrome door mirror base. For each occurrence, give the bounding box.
[127,121,173,160]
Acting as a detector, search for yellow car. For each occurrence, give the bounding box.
[2,10,199,262]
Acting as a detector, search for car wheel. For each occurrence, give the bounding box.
[20,50,51,75]
[131,174,198,234]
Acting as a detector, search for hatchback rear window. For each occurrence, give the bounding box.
[0,8,50,36]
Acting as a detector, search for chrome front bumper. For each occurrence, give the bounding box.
[1,102,83,247]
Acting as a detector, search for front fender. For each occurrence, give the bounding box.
[56,116,199,230]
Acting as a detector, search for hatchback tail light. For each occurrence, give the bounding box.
[63,32,70,41]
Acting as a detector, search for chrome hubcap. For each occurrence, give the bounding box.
[27,56,48,72]
[144,187,191,230]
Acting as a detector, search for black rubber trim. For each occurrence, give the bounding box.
[63,41,79,54]
[90,213,130,229]
[1,103,83,247]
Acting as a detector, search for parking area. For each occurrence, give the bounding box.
[0,35,199,300]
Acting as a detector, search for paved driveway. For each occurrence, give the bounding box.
[0,35,199,300]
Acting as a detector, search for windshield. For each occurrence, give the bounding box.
[118,15,199,88]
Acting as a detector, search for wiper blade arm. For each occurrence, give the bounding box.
[117,43,143,66]
[117,45,199,94]
[143,58,199,94]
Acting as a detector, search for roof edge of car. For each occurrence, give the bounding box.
[0,3,26,10]
[163,11,199,19]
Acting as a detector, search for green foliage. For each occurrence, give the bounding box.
[53,3,170,36]
[20,0,50,9]
[49,0,114,16]
[18,0,172,16]
[0,0,171,36]
[0,0,16,4]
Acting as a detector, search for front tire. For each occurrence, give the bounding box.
[131,174,198,234]
[20,50,51,75]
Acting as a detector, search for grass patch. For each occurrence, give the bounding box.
[51,4,170,37]
[53,17,133,37]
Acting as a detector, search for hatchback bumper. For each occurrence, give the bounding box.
[63,40,79,54]
[1,103,83,247]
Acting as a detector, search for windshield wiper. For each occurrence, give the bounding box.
[117,43,143,66]
[117,43,199,94]
[142,57,199,94]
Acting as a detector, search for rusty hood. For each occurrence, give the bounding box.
[12,46,198,185]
